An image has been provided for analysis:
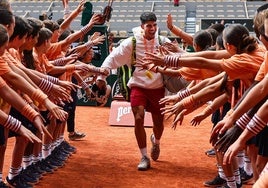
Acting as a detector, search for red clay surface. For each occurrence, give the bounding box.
[4,106,253,188]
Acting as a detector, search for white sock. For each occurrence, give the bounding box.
[218,165,226,180]
[8,167,22,180]
[236,150,245,169]
[226,176,236,188]
[140,147,148,157]
[42,143,51,159]
[234,168,241,185]
[244,155,253,175]
[22,154,32,169]
[152,134,160,145]
[32,155,40,164]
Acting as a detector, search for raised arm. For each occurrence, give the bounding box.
[167,13,193,46]
[60,0,86,33]
[59,13,101,50]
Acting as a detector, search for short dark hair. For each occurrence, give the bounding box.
[26,17,43,38]
[140,12,157,24]
[9,16,32,42]
[43,19,59,32]
[0,24,8,47]
[208,23,224,34]
[36,27,52,47]
[193,30,213,51]
[0,8,13,26]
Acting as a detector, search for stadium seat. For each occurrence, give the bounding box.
[118,30,128,37]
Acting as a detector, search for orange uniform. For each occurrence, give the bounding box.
[221,45,266,88]
[45,43,63,61]
[0,50,19,113]
[0,50,14,75]
[33,49,54,74]
[179,67,219,81]
[45,43,74,82]
[255,51,268,82]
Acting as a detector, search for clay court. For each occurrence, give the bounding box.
[3,106,253,188]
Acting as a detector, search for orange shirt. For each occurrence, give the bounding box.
[0,51,17,113]
[0,77,7,89]
[0,50,13,75]
[45,42,72,81]
[179,67,218,81]
[7,48,23,65]
[0,77,8,113]
[33,48,76,83]
[220,45,265,88]
[255,51,268,82]
[33,48,54,74]
[45,43,62,61]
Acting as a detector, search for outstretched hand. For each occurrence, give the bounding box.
[161,100,184,120]
[161,41,184,53]
[76,0,86,13]
[89,13,102,25]
[17,125,42,143]
[33,115,53,140]
[214,125,244,153]
[143,46,166,67]
[50,84,72,103]
[223,136,245,165]
[92,34,106,46]
[191,112,206,126]
[64,53,79,64]
[166,13,174,31]
[171,109,187,130]
[59,80,80,92]
[210,117,234,144]
[159,93,182,105]
[45,100,68,122]
[135,61,158,73]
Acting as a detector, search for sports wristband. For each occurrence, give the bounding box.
[21,104,39,122]
[177,88,191,101]
[182,95,195,109]
[164,55,180,67]
[39,78,53,93]
[46,75,59,84]
[31,89,48,104]
[236,113,251,130]
[4,115,22,132]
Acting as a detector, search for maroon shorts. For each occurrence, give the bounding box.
[130,87,165,115]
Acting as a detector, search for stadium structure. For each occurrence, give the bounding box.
[11,0,266,40]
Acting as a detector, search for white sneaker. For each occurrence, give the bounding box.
[137,156,150,171]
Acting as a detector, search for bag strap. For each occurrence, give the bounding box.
[131,36,136,65]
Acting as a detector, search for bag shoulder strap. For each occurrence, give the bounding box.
[131,36,136,65]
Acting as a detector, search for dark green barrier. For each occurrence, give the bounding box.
[77,4,113,106]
